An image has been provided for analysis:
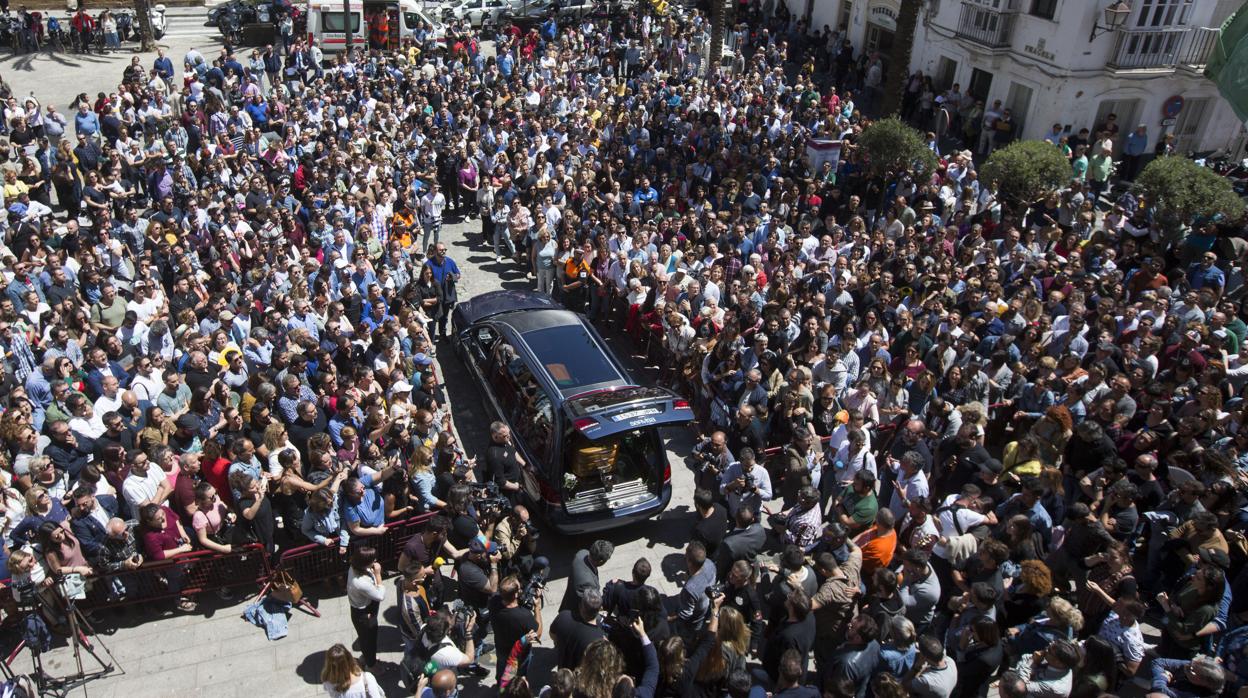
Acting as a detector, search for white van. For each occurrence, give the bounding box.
[307,0,442,54]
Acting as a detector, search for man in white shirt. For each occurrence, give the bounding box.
[889,451,930,520]
[126,281,163,324]
[420,182,447,251]
[66,394,106,440]
[93,375,125,417]
[122,451,173,513]
[931,490,995,564]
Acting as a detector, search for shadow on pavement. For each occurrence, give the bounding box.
[295,648,327,685]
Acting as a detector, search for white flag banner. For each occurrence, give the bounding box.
[806,139,842,172]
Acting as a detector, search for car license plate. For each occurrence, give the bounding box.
[611,407,660,422]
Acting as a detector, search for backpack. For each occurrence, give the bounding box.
[935,503,969,535]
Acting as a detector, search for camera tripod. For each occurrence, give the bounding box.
[9,595,123,697]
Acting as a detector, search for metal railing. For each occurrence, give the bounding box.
[1108,25,1218,69]
[955,1,1017,48]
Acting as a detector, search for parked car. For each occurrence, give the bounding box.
[440,0,511,30]
[452,290,692,534]
[496,0,552,30]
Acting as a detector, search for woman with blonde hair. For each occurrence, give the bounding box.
[12,485,69,547]
[409,444,445,513]
[263,421,300,476]
[573,638,627,698]
[716,606,751,667]
[1006,595,1083,659]
[1030,405,1073,467]
[320,642,383,697]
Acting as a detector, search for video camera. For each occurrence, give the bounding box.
[444,599,476,644]
[518,567,547,610]
[693,445,722,474]
[468,481,511,523]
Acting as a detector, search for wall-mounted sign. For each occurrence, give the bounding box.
[1162,95,1185,119]
[868,0,899,31]
[1024,38,1055,61]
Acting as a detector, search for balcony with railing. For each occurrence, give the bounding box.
[955,1,1018,49]
[1107,25,1219,70]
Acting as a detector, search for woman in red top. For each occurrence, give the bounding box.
[138,503,197,612]
[199,438,234,507]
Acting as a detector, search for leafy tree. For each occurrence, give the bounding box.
[856,116,938,180]
[1136,156,1245,240]
[980,140,1071,208]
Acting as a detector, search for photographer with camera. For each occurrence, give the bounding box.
[453,537,498,674]
[489,574,541,681]
[719,447,773,520]
[399,514,452,607]
[690,430,733,495]
[493,504,545,576]
[414,607,483,676]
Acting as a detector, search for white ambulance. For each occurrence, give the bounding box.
[306,0,442,53]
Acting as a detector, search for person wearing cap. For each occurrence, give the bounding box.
[454,535,500,656]
[387,379,418,425]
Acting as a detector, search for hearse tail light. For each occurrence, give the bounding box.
[573,418,598,432]
[663,462,672,483]
[673,399,690,410]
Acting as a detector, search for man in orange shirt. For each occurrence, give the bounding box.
[561,243,597,313]
[391,200,417,250]
[855,508,897,582]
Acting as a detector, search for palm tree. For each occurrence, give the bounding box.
[134,0,156,51]
[880,0,921,116]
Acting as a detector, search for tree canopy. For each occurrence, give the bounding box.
[856,117,939,180]
[980,140,1072,207]
[1136,156,1245,233]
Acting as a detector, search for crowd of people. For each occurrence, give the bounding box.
[0,0,1243,696]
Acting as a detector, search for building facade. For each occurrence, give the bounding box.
[790,0,1245,157]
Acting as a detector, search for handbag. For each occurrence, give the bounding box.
[269,569,303,605]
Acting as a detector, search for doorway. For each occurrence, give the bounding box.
[935,56,958,93]
[1005,81,1034,133]
[968,68,993,103]
[1173,97,1210,154]
[866,22,894,58]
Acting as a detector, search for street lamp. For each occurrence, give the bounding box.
[1089,1,1131,41]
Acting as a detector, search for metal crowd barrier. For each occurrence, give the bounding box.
[81,543,269,609]
[0,512,441,630]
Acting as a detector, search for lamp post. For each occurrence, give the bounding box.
[1089,1,1131,41]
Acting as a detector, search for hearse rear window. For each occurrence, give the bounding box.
[523,326,619,390]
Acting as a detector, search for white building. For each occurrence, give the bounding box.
[789,0,1246,156]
